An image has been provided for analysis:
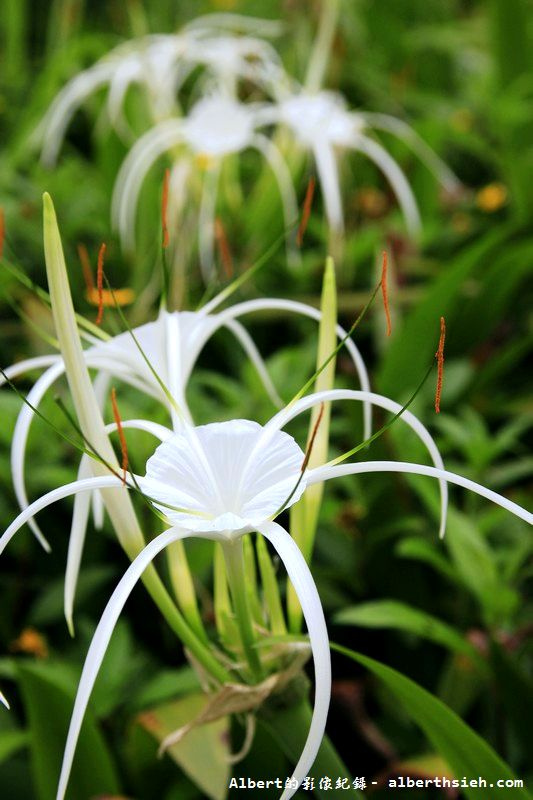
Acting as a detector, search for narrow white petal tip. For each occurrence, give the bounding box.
[0,692,10,710]
[66,616,75,639]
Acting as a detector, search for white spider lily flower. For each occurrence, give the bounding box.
[0,418,328,800]
[39,18,287,166]
[1,294,372,553]
[262,90,459,235]
[2,411,531,800]
[111,93,299,277]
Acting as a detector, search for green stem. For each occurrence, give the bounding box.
[305,0,341,93]
[223,539,263,681]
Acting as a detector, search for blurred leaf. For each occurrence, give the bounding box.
[0,730,29,765]
[395,537,461,585]
[137,692,230,800]
[133,667,200,711]
[332,645,532,800]
[334,600,487,671]
[378,225,515,397]
[444,510,519,626]
[489,639,533,757]
[29,565,116,626]
[16,660,120,800]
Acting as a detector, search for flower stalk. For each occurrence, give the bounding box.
[223,538,263,681]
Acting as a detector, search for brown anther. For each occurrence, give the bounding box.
[77,242,94,292]
[301,403,325,472]
[95,242,106,325]
[297,176,316,247]
[435,316,446,413]
[0,207,5,260]
[380,250,392,337]
[111,387,129,483]
[214,217,233,279]
[161,168,170,249]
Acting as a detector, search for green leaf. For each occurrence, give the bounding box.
[137,692,230,800]
[259,697,363,798]
[16,660,120,800]
[0,730,29,765]
[331,644,532,800]
[334,600,488,673]
[444,510,519,626]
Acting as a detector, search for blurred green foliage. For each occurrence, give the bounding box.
[0,1,531,798]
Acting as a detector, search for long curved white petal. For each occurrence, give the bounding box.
[0,355,61,384]
[0,691,10,710]
[224,319,283,407]
[358,113,460,192]
[40,64,114,166]
[65,419,173,633]
[266,389,448,538]
[313,141,344,232]
[0,475,129,557]
[111,120,184,252]
[11,362,67,550]
[198,298,372,439]
[307,462,533,525]
[184,13,285,37]
[56,526,195,800]
[355,134,422,236]
[251,133,300,269]
[258,521,330,800]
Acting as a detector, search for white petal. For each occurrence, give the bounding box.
[0,475,128,557]
[111,120,184,252]
[267,388,448,538]
[0,355,61,384]
[11,362,67,551]
[313,141,344,232]
[356,134,422,236]
[359,113,460,192]
[56,526,195,800]
[251,133,301,269]
[144,420,305,532]
[65,418,173,633]
[308,461,533,526]
[197,297,372,440]
[223,319,283,407]
[40,64,114,166]
[0,690,10,710]
[258,521,330,800]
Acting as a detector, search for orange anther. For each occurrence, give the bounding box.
[381,250,392,337]
[297,176,316,247]
[95,242,106,325]
[214,217,233,279]
[111,387,129,483]
[435,316,446,413]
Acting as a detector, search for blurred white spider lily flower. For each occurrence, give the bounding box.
[0,691,9,710]
[1,294,372,552]
[2,411,531,800]
[262,90,459,235]
[39,17,287,166]
[1,418,329,800]
[112,93,298,277]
